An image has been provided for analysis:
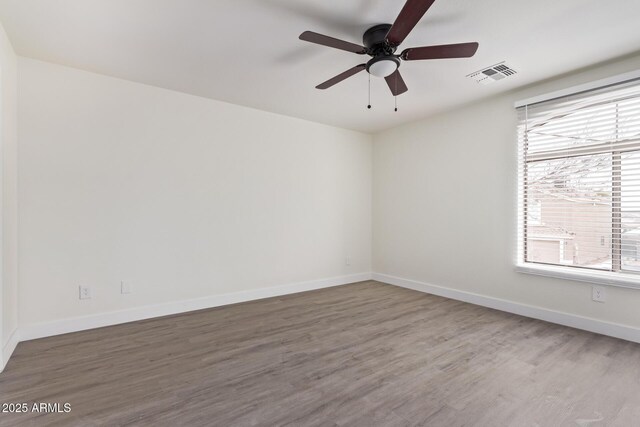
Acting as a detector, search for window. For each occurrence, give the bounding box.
[517,78,640,286]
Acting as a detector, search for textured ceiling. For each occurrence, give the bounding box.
[1,0,640,132]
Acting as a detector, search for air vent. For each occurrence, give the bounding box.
[467,62,517,85]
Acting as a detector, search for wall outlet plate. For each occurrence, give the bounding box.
[592,285,606,303]
[79,285,91,300]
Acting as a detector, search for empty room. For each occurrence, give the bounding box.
[0,0,640,425]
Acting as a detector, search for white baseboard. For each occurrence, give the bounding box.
[372,272,640,344]
[19,272,373,342]
[14,271,637,370]
[1,328,20,372]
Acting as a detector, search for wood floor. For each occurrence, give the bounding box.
[1,281,639,426]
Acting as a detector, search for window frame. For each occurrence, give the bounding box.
[515,71,640,289]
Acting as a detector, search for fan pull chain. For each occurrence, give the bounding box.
[394,73,398,112]
[367,73,371,109]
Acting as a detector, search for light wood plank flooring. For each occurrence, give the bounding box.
[1,281,639,426]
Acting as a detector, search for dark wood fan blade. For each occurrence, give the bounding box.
[401,42,479,60]
[385,70,408,96]
[299,31,367,54]
[386,0,436,47]
[316,64,366,89]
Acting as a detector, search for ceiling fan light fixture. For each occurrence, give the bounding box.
[366,56,400,78]
[299,0,480,96]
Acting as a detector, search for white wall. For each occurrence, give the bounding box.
[0,21,18,369]
[14,49,640,355]
[373,53,640,330]
[18,58,372,329]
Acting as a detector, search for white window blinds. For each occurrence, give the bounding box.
[517,78,640,278]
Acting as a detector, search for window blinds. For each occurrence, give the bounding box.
[517,79,640,275]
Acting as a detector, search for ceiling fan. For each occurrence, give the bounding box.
[299,0,479,97]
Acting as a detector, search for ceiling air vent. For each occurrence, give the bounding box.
[467,62,517,85]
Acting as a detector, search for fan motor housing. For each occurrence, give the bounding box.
[363,24,396,56]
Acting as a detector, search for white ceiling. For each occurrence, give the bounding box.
[1,0,640,133]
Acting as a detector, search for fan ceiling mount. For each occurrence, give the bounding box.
[299,0,479,97]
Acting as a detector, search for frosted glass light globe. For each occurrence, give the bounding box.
[368,58,398,77]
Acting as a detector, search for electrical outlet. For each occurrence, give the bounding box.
[345,256,351,266]
[79,285,91,300]
[121,280,132,294]
[592,285,606,303]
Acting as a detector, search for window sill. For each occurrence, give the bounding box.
[516,263,640,290]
